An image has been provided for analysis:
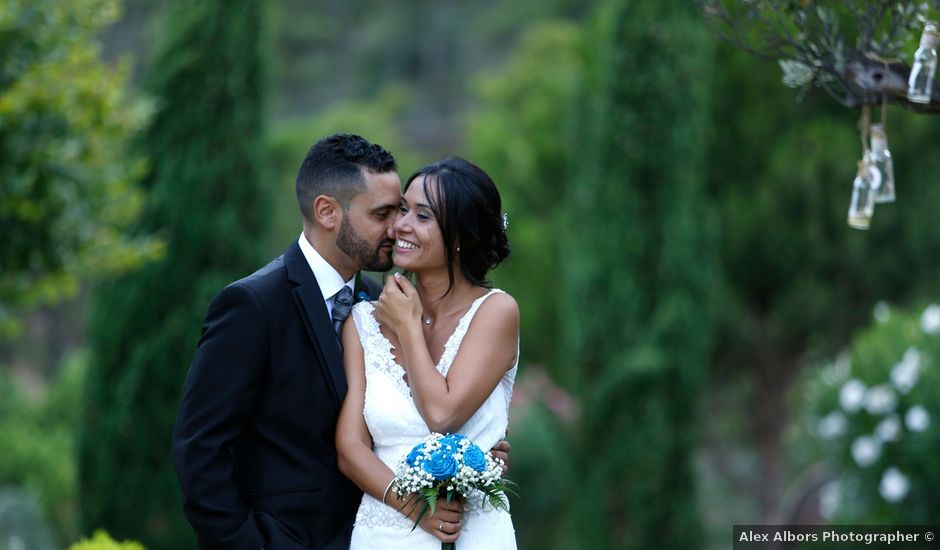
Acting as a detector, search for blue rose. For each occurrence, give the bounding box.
[406,443,425,466]
[462,443,487,472]
[422,449,458,480]
[440,433,467,450]
[356,290,371,303]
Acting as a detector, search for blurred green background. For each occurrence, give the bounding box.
[2,0,940,548]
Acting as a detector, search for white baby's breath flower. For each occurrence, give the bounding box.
[890,351,921,394]
[839,379,866,413]
[864,384,897,416]
[817,411,847,440]
[818,480,841,519]
[920,304,940,334]
[873,301,891,323]
[879,467,910,503]
[850,436,881,467]
[905,405,930,432]
[875,415,901,442]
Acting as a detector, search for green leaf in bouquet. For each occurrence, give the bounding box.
[487,491,509,512]
[406,496,431,533]
[424,486,440,514]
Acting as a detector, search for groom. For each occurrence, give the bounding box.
[173,134,420,549]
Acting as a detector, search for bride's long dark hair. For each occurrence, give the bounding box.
[403,157,510,297]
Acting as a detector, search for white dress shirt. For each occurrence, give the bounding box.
[297,233,355,317]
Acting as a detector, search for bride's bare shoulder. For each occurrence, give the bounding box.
[474,291,519,328]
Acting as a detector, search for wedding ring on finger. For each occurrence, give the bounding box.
[439,523,444,532]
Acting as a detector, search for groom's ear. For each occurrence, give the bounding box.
[312,195,340,230]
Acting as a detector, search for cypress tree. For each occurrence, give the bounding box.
[79,1,268,547]
[562,1,714,548]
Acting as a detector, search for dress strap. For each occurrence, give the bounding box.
[351,301,377,339]
[438,289,504,376]
[352,302,413,397]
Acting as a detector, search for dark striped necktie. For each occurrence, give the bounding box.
[332,286,354,336]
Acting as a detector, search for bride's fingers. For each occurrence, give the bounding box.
[436,498,463,514]
[432,520,461,542]
[418,514,461,542]
[440,521,462,534]
[392,272,416,298]
[433,508,462,523]
[383,275,401,295]
[384,278,412,303]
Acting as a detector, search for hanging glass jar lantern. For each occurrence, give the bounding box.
[848,158,878,230]
[908,22,938,104]
[869,123,896,203]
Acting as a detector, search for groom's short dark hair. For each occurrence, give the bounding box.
[296,133,397,219]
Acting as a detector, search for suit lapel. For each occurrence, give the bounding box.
[358,274,382,301]
[284,241,348,407]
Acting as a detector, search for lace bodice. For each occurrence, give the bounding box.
[348,289,518,549]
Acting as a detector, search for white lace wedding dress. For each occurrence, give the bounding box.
[348,289,518,550]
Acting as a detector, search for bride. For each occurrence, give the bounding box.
[336,157,518,549]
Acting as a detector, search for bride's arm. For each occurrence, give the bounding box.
[335,317,463,542]
[335,319,396,502]
[375,275,519,434]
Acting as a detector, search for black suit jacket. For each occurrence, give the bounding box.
[172,241,380,549]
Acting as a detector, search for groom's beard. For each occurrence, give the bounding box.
[337,217,394,272]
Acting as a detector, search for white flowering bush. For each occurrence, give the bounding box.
[805,302,940,522]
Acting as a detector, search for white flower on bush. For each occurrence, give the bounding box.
[864,384,897,415]
[874,301,891,323]
[890,349,922,394]
[920,304,940,335]
[850,436,882,467]
[875,415,901,443]
[817,411,848,439]
[905,405,930,432]
[839,379,866,413]
[879,467,910,503]
[818,480,841,519]
[822,353,852,386]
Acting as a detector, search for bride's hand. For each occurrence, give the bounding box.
[374,273,422,337]
[490,438,511,475]
[413,495,464,543]
[392,492,463,543]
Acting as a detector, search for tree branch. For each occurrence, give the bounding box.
[694,0,939,112]
[842,53,940,112]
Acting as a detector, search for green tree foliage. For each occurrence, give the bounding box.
[0,0,160,337]
[79,1,269,547]
[560,1,715,547]
[0,353,86,544]
[265,86,422,257]
[68,530,146,550]
[469,20,582,369]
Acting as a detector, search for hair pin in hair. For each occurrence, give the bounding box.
[501,212,509,231]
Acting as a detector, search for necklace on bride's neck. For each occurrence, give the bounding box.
[419,280,479,329]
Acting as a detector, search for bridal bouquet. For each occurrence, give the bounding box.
[392,432,516,548]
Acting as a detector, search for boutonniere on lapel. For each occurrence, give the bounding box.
[353,272,371,303]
